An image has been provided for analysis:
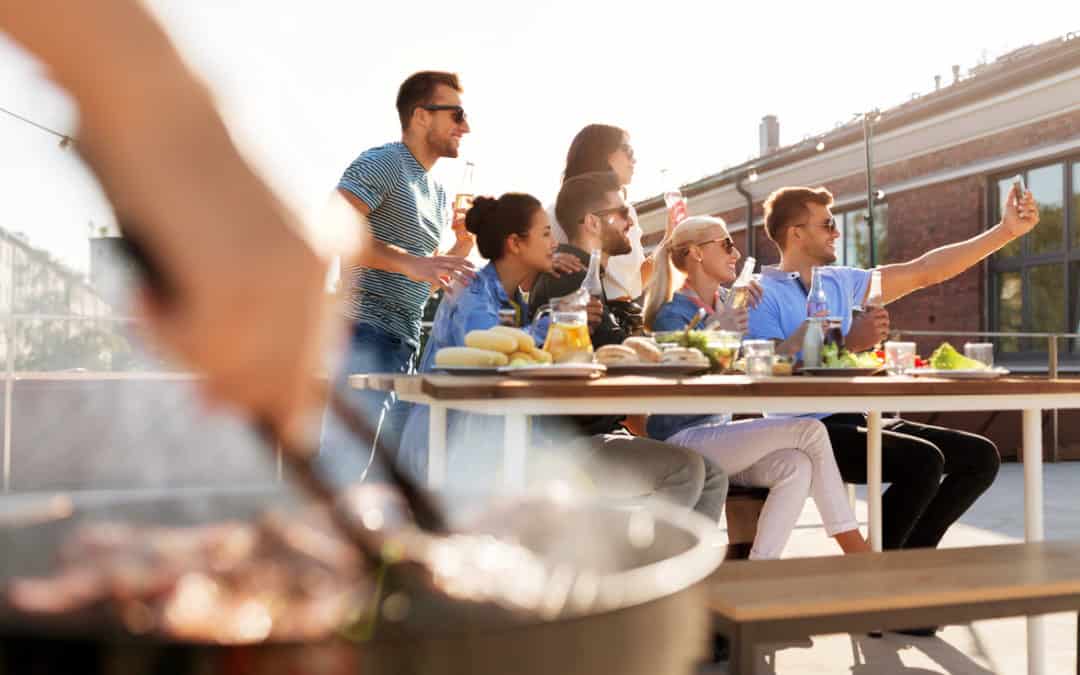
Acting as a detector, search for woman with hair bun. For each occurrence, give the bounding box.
[398,194,726,520]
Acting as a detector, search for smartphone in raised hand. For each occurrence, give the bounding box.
[1012,174,1026,206]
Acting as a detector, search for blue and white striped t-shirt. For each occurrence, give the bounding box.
[338,142,448,346]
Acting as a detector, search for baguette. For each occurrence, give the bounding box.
[435,347,510,368]
[464,330,518,354]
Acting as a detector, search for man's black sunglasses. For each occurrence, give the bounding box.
[593,205,632,221]
[421,104,467,124]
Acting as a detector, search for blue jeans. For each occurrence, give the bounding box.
[319,322,417,484]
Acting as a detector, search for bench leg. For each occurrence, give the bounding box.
[731,624,756,675]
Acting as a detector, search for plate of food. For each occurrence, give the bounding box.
[909,343,1007,379]
[498,362,607,379]
[910,368,1009,379]
[434,328,554,375]
[653,330,741,372]
[801,343,884,376]
[597,338,711,376]
[800,367,882,377]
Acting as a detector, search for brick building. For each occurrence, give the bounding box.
[634,33,1080,458]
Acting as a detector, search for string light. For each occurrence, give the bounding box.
[0,104,74,149]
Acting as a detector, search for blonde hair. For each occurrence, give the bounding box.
[643,216,731,330]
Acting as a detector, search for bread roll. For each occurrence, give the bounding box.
[595,344,640,365]
[489,326,535,353]
[464,330,518,354]
[435,347,510,368]
[622,337,663,363]
[530,348,554,364]
[661,347,709,367]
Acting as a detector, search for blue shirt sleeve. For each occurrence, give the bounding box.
[747,293,788,341]
[844,267,873,307]
[337,146,400,212]
[454,284,501,346]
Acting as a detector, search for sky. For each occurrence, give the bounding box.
[1,0,1078,275]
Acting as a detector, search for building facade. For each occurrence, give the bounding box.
[634,33,1080,457]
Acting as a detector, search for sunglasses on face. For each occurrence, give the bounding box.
[592,205,632,221]
[421,104,467,124]
[700,237,737,254]
[618,143,635,161]
[796,216,839,234]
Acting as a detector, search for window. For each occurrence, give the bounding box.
[833,203,888,267]
[989,159,1078,357]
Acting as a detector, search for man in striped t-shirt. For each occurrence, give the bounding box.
[322,71,476,480]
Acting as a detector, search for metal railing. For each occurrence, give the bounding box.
[891,329,1080,461]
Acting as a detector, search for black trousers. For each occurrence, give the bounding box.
[823,414,1001,550]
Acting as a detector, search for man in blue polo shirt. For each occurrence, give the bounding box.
[321,71,477,480]
[748,185,1039,567]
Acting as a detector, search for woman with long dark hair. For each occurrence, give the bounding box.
[553,124,646,301]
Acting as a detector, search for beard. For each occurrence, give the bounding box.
[603,228,633,256]
[426,129,459,159]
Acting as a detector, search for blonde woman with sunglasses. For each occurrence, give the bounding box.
[643,216,870,559]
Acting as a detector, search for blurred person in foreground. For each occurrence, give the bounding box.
[398,193,727,519]
[0,0,347,446]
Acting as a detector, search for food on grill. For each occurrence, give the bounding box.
[8,512,368,643]
[435,346,510,368]
[464,330,518,354]
[594,345,639,366]
[621,337,662,363]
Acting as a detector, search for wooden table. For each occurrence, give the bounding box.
[354,372,1080,675]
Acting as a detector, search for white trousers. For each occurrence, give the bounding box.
[668,416,858,559]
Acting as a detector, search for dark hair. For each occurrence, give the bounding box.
[465,193,543,260]
[554,171,622,241]
[563,124,627,183]
[396,71,462,131]
[763,186,835,248]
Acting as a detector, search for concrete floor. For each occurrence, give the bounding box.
[703,462,1080,674]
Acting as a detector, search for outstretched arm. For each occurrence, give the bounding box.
[877,186,1039,304]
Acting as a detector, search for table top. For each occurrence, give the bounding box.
[352,372,1080,415]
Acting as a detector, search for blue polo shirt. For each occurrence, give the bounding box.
[747,265,871,420]
[747,265,872,344]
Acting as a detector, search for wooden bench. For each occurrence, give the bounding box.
[709,541,1080,674]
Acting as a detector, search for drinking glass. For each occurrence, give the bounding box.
[742,340,775,378]
[884,341,916,375]
[964,342,994,368]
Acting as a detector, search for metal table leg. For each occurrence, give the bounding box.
[867,410,883,552]
[1023,408,1045,675]
[503,413,528,490]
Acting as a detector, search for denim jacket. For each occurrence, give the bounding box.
[399,263,542,484]
[646,290,731,441]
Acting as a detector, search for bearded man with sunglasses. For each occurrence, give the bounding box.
[745,185,1040,635]
[321,70,477,479]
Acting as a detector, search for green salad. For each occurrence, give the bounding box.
[821,343,883,369]
[928,342,988,370]
[655,330,737,371]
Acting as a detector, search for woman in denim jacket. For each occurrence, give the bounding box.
[398,195,724,519]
